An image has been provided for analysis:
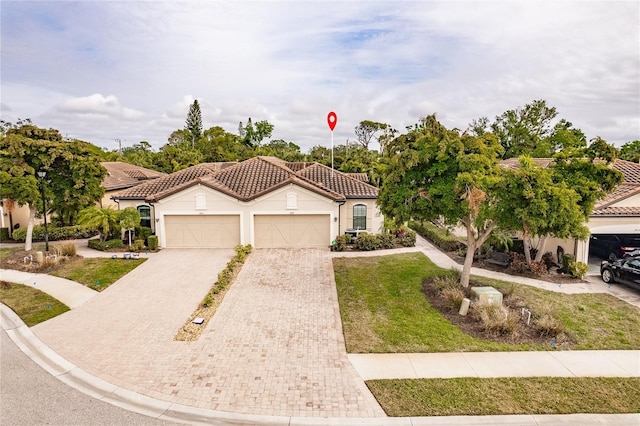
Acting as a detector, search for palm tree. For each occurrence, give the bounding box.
[77,206,119,241]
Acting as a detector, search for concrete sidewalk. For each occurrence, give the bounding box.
[1,269,97,309]
[349,351,640,380]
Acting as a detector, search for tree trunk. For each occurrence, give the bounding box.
[460,216,497,288]
[523,238,532,266]
[25,205,36,251]
[534,235,550,262]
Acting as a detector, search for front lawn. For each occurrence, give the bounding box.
[0,282,69,326]
[333,252,640,352]
[368,377,640,416]
[52,257,146,291]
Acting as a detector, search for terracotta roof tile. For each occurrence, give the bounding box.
[114,163,235,199]
[101,161,166,190]
[591,206,640,217]
[297,163,378,198]
[112,157,377,203]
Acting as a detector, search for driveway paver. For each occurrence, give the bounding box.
[32,248,384,418]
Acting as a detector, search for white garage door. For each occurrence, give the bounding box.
[254,214,330,248]
[164,215,240,248]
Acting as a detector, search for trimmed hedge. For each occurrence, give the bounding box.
[409,221,464,252]
[11,225,99,242]
[88,239,124,251]
[0,227,9,241]
[147,235,158,250]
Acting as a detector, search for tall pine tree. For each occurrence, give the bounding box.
[185,99,203,148]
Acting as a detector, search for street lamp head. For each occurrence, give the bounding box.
[37,171,46,178]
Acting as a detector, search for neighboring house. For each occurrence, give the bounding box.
[112,156,383,249]
[1,162,164,234]
[501,158,640,264]
[100,162,166,208]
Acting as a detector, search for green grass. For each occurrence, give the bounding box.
[333,252,640,352]
[0,282,69,326]
[52,257,146,291]
[367,377,640,416]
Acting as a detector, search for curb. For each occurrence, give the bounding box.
[2,304,639,425]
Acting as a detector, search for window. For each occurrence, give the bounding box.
[286,192,298,209]
[353,204,367,230]
[137,205,151,228]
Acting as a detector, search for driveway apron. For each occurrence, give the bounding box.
[32,248,384,418]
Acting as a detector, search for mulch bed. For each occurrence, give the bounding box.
[422,278,572,347]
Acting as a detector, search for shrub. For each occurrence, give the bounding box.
[508,252,528,273]
[395,226,416,247]
[560,253,576,274]
[409,221,463,252]
[147,235,158,250]
[541,252,556,269]
[0,227,9,241]
[88,239,123,251]
[570,261,588,279]
[472,301,518,335]
[432,275,460,292]
[129,239,146,252]
[11,225,98,242]
[333,235,349,251]
[55,241,77,257]
[135,225,153,244]
[442,287,465,310]
[378,233,396,249]
[354,232,379,251]
[536,313,565,337]
[529,260,548,275]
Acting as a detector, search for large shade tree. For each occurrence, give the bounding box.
[0,123,106,250]
[379,115,503,287]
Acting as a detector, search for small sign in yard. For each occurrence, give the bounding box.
[192,317,205,325]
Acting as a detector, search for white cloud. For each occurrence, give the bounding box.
[1,1,638,151]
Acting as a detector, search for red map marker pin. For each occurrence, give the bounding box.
[327,111,337,131]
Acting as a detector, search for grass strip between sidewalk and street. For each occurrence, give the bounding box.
[367,377,640,416]
[52,257,146,291]
[0,282,69,326]
[333,252,640,353]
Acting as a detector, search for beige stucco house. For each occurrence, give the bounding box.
[500,158,640,264]
[112,156,383,249]
[1,162,164,235]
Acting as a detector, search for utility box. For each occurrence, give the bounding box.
[470,286,503,306]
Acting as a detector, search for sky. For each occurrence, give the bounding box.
[1,1,639,153]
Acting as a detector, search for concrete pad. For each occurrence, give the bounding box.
[491,352,574,377]
[462,352,537,378]
[291,417,411,426]
[411,415,538,425]
[407,353,476,378]
[532,413,640,425]
[550,350,639,377]
[348,353,416,380]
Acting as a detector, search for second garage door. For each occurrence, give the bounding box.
[254,214,330,248]
[165,215,240,248]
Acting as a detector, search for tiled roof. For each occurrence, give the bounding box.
[591,206,640,216]
[499,158,554,169]
[114,163,235,199]
[112,157,379,203]
[296,163,378,198]
[346,173,369,183]
[101,162,166,190]
[612,159,640,184]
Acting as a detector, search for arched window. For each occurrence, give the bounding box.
[137,205,151,228]
[353,204,367,230]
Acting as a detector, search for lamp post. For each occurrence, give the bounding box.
[37,171,49,252]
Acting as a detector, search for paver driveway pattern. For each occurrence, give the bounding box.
[32,248,384,418]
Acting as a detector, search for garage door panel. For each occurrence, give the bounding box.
[165,215,240,248]
[254,215,329,248]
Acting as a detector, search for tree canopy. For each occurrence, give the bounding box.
[185,99,203,147]
[0,123,106,249]
[379,115,504,287]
